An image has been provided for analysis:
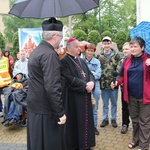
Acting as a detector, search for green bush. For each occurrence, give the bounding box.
[114,31,127,51]
[87,30,101,45]
[72,29,87,41]
[101,31,112,40]
[0,32,6,51]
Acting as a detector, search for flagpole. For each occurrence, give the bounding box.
[69,16,72,37]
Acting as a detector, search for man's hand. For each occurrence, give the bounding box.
[57,114,66,125]
[86,81,94,93]
[110,81,118,90]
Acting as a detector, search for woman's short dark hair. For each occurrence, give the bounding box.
[130,36,145,48]
[85,43,96,51]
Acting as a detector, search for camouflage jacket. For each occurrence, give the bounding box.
[98,49,120,89]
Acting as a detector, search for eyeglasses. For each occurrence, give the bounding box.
[57,34,63,39]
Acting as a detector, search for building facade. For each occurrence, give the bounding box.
[136,0,150,24]
[0,0,9,34]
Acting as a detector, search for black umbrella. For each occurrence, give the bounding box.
[9,0,99,18]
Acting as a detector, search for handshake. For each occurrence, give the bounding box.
[111,71,119,90]
[110,81,118,90]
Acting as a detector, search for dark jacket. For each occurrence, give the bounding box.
[27,40,66,150]
[27,40,64,117]
[3,73,28,117]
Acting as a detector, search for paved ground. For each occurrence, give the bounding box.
[0,93,149,150]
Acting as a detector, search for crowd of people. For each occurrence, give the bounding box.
[0,17,150,150]
[0,47,28,125]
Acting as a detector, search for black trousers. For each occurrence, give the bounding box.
[121,92,130,127]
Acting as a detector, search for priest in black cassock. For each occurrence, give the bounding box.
[61,38,95,150]
[27,18,66,150]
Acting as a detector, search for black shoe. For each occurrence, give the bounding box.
[1,119,7,124]
[95,128,99,135]
[3,120,9,126]
[128,142,138,149]
[111,120,118,128]
[100,120,109,127]
[121,124,128,134]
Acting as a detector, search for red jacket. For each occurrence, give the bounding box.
[117,52,150,104]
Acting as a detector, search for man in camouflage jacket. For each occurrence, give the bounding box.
[97,36,120,128]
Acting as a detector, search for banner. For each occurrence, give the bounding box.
[18,28,42,56]
[18,28,65,57]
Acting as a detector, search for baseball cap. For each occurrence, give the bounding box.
[102,36,112,41]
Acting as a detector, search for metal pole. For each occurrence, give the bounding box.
[98,1,101,35]
[68,16,72,37]
[28,19,32,28]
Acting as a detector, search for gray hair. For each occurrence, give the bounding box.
[42,31,62,41]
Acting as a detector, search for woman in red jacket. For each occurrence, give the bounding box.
[111,36,150,150]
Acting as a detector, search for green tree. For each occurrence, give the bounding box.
[100,0,118,34]
[11,31,19,61]
[3,16,43,43]
[116,0,136,31]
[126,31,131,42]
[0,32,6,51]
[72,29,87,41]
[114,31,127,51]
[3,0,136,48]
[2,0,43,43]
[72,9,99,34]
[3,0,68,46]
[101,31,112,39]
[87,30,101,45]
[99,0,136,35]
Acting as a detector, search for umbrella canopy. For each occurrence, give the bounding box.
[9,0,99,18]
[130,21,150,54]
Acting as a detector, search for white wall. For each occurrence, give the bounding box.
[136,0,150,24]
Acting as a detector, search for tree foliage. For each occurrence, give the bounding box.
[114,31,127,51]
[3,16,43,43]
[2,0,136,51]
[11,31,19,61]
[0,32,6,51]
[72,29,87,41]
[87,30,101,45]
[73,10,99,34]
[101,31,112,39]
[3,0,43,43]
[100,0,136,35]
[71,0,136,49]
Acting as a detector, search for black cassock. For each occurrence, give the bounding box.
[27,41,65,150]
[61,54,95,150]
